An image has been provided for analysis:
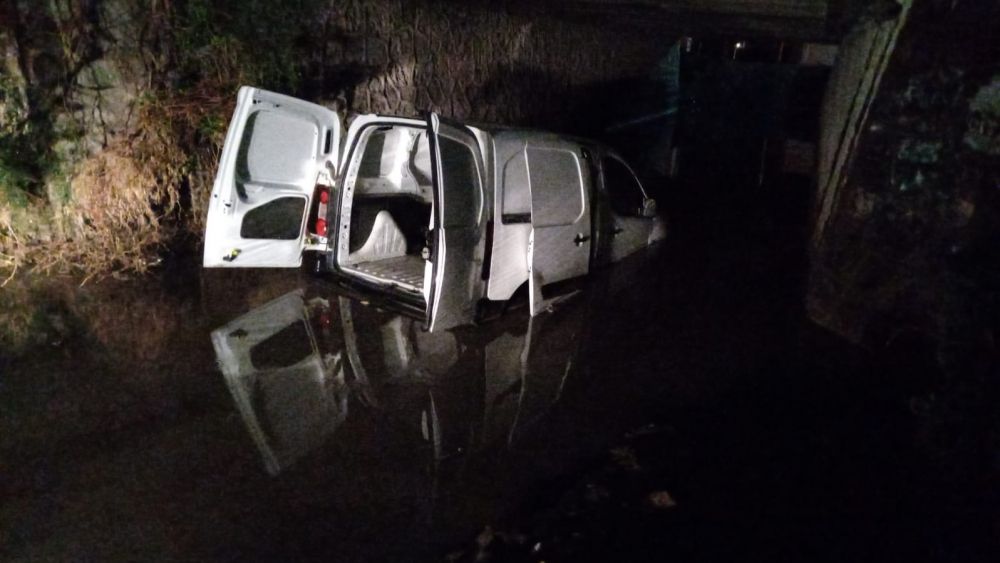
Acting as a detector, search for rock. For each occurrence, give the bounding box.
[609,446,641,471]
[583,483,610,504]
[476,526,495,549]
[647,490,677,509]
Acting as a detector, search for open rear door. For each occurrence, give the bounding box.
[425,114,486,332]
[204,87,340,267]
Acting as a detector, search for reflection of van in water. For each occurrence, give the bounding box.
[212,289,586,475]
[204,87,666,331]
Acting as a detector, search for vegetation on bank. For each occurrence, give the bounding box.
[0,0,324,283]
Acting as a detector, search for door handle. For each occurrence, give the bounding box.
[573,233,591,247]
[610,227,624,237]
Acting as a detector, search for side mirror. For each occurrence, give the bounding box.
[639,198,657,218]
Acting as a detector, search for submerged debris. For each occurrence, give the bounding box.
[647,490,677,509]
[609,446,642,472]
[443,422,685,561]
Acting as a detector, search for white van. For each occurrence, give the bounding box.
[204,87,665,331]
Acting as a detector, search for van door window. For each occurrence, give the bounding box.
[602,157,645,216]
[528,147,585,227]
[240,196,307,239]
[249,320,313,370]
[501,151,531,223]
[439,136,482,228]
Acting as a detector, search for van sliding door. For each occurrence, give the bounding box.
[526,142,593,315]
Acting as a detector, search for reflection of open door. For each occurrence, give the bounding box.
[482,327,529,446]
[508,302,586,445]
[211,291,347,475]
[526,141,592,315]
[425,114,486,332]
[204,87,340,268]
[481,297,587,448]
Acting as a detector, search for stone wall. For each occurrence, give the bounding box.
[320,1,665,127]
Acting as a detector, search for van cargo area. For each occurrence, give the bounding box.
[340,124,432,292]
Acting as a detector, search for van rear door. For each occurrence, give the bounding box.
[425,114,487,332]
[204,87,341,267]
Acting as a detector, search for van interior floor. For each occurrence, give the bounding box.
[348,256,425,290]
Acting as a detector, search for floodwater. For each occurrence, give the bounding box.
[0,248,671,561]
[1,197,992,562]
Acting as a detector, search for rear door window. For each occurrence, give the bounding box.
[240,197,306,239]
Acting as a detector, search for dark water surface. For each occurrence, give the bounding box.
[1,200,991,562]
[0,251,673,561]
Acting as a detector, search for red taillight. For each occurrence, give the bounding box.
[314,186,330,237]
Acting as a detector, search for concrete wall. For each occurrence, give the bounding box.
[808,0,1000,355]
[812,1,912,246]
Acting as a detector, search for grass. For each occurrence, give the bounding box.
[0,0,326,284]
